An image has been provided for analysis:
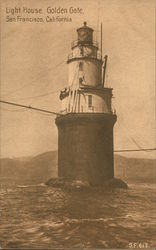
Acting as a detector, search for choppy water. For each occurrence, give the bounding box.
[0,181,156,249]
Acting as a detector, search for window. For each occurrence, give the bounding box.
[80,47,84,56]
[88,95,92,108]
[79,61,83,71]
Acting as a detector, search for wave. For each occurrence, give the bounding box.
[17,183,46,188]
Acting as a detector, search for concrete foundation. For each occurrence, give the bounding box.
[55,113,117,185]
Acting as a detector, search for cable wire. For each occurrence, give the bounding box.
[0,99,61,116]
[114,148,156,153]
[0,106,28,112]
[1,99,155,153]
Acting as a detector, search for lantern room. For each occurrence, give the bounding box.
[77,21,93,44]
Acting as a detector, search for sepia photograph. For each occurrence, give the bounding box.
[0,0,155,249]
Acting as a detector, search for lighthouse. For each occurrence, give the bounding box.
[55,22,117,185]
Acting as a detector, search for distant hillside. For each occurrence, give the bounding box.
[114,154,156,183]
[0,151,155,184]
[0,151,57,184]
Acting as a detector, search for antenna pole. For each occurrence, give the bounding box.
[101,23,103,60]
[102,55,108,87]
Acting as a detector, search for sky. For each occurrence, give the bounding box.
[0,0,155,159]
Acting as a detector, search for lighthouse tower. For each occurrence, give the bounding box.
[55,22,117,185]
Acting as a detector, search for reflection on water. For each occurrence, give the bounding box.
[0,181,156,249]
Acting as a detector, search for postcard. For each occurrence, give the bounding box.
[0,0,155,249]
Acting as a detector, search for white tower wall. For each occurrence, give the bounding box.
[60,22,114,116]
[61,91,112,114]
[68,60,102,87]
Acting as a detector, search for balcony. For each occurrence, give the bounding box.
[71,40,99,49]
[59,108,116,115]
[67,51,102,62]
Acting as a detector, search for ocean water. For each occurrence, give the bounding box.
[0,180,156,249]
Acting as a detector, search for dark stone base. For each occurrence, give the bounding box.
[56,113,117,185]
[45,177,128,190]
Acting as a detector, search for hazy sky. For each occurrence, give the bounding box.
[0,0,155,159]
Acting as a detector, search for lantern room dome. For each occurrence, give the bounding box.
[77,22,93,31]
[77,22,93,44]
